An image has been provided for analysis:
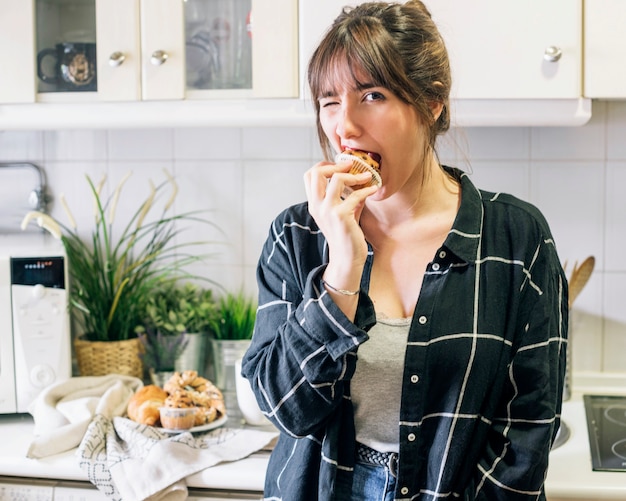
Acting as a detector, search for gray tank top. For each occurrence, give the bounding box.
[351,315,410,453]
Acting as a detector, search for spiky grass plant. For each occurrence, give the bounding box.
[211,291,257,340]
[22,170,219,342]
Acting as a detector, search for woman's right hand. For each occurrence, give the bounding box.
[304,160,378,299]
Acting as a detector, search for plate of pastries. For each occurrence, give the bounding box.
[127,370,227,433]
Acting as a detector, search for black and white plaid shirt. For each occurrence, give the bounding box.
[242,167,568,500]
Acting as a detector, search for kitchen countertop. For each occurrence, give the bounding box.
[1,372,625,498]
[545,373,626,500]
[0,413,272,493]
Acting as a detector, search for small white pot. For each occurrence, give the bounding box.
[234,358,271,426]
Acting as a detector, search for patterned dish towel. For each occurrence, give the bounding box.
[28,376,277,500]
[78,414,277,501]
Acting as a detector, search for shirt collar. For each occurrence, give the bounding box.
[441,167,483,265]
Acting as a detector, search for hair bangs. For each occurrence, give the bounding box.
[309,18,400,101]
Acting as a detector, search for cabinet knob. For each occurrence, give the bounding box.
[150,50,169,66]
[108,51,126,67]
[544,46,562,62]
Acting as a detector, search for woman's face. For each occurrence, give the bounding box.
[318,63,429,200]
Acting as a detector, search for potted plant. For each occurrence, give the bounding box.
[136,281,219,381]
[21,170,218,378]
[137,330,189,385]
[209,291,257,402]
[211,291,256,342]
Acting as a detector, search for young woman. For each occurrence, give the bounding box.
[241,2,568,499]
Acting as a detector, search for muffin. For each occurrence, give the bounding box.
[335,150,382,191]
[160,389,197,430]
[159,406,197,430]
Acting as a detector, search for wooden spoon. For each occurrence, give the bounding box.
[568,256,595,309]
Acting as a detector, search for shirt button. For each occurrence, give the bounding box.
[418,315,427,325]
[439,250,446,259]
[401,487,409,495]
[410,374,419,383]
[432,262,440,271]
[408,433,416,441]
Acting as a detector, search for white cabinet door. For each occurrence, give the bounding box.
[298,0,361,100]
[423,0,582,99]
[0,1,36,104]
[299,0,582,101]
[252,0,298,98]
[140,0,185,101]
[96,0,142,102]
[584,0,626,98]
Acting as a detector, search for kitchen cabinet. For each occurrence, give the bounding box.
[0,0,593,128]
[423,0,582,100]
[0,0,297,104]
[298,0,589,126]
[584,0,626,98]
[299,0,582,99]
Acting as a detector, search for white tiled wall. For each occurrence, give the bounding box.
[1,100,625,375]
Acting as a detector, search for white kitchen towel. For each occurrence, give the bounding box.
[27,375,143,459]
[77,414,278,501]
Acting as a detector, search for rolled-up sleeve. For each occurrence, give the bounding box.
[241,207,375,437]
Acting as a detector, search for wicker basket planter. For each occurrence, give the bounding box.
[74,337,143,379]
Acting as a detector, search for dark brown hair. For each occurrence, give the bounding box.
[308,0,451,160]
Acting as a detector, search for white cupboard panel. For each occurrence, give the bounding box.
[298,0,584,107]
[252,0,298,98]
[424,0,582,99]
[140,0,185,101]
[298,0,360,100]
[0,1,36,103]
[584,0,626,98]
[96,0,142,101]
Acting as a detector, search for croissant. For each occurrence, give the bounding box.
[127,385,168,426]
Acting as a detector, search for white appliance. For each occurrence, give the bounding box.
[0,235,71,414]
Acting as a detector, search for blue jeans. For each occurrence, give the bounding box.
[334,461,397,501]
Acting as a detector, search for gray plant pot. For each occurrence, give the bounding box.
[210,339,251,391]
[210,339,251,416]
[175,332,208,376]
[149,369,176,387]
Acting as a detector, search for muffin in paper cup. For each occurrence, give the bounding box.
[159,406,197,430]
[335,151,382,193]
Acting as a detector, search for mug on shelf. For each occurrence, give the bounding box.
[37,42,97,92]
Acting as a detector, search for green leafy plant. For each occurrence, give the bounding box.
[211,291,257,340]
[136,282,219,336]
[22,170,219,342]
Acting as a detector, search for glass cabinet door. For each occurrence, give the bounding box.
[185,0,252,91]
[35,0,98,94]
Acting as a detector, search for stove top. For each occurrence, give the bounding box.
[584,394,626,472]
